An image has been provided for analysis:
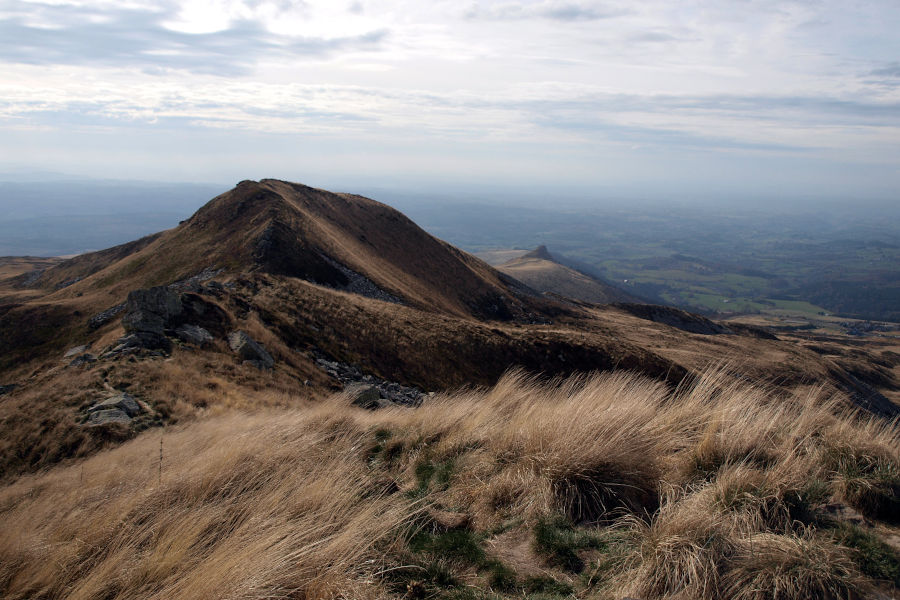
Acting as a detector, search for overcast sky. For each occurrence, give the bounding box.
[1,0,899,200]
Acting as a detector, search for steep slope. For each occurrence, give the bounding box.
[497,246,639,305]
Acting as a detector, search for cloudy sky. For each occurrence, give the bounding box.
[1,0,899,199]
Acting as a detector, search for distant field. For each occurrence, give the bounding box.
[393,198,900,323]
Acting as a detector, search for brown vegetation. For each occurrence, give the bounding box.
[2,368,898,599]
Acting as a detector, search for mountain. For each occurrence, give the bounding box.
[1,179,900,599]
[495,245,640,304]
[0,179,897,483]
[14,180,533,319]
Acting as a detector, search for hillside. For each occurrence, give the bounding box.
[0,179,897,486]
[494,246,639,305]
[2,369,899,599]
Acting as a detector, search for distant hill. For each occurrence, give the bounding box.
[495,245,640,305]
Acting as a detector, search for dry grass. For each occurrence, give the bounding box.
[1,367,899,599]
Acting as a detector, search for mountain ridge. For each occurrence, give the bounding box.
[0,179,897,482]
[496,244,640,305]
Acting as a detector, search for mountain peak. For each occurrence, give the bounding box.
[30,179,539,321]
[522,245,554,261]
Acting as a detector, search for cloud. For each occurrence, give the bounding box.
[871,62,900,78]
[0,3,387,75]
[465,1,627,22]
[627,31,678,43]
[531,113,811,153]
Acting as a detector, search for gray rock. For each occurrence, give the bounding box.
[313,353,423,406]
[122,286,183,335]
[64,345,89,358]
[88,303,126,329]
[88,409,132,425]
[109,331,172,354]
[228,331,274,369]
[175,324,213,346]
[89,393,142,417]
[68,353,96,367]
[346,383,391,410]
[55,276,83,290]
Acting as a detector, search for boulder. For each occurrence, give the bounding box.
[108,331,172,354]
[227,331,274,369]
[64,345,89,358]
[176,324,213,346]
[68,353,97,367]
[88,409,132,425]
[89,393,142,417]
[346,383,390,409]
[180,293,231,336]
[88,302,126,329]
[122,286,183,335]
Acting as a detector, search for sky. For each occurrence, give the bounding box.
[1,0,899,200]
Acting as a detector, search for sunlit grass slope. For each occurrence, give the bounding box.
[2,368,899,599]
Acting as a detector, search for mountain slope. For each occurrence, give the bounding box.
[16,180,533,320]
[496,245,639,305]
[0,179,896,483]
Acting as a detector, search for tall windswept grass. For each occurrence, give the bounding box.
[1,366,898,599]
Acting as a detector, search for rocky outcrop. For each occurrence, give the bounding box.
[68,353,97,367]
[122,287,183,336]
[176,324,213,346]
[103,285,230,357]
[345,383,391,410]
[227,331,274,369]
[102,333,171,357]
[86,393,142,425]
[88,303,126,329]
[64,345,89,358]
[316,354,423,406]
[318,253,403,304]
[90,393,142,417]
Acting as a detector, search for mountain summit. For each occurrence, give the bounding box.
[26,179,534,320]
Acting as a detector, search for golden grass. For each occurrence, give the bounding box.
[1,367,898,599]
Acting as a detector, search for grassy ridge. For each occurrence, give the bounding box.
[1,368,899,599]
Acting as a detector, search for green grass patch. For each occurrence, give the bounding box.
[785,478,832,525]
[410,529,486,566]
[412,455,456,496]
[533,515,604,572]
[486,560,517,592]
[522,575,574,596]
[830,450,900,522]
[380,557,458,595]
[366,427,393,463]
[832,523,900,586]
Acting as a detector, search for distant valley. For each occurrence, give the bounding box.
[394,198,900,324]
